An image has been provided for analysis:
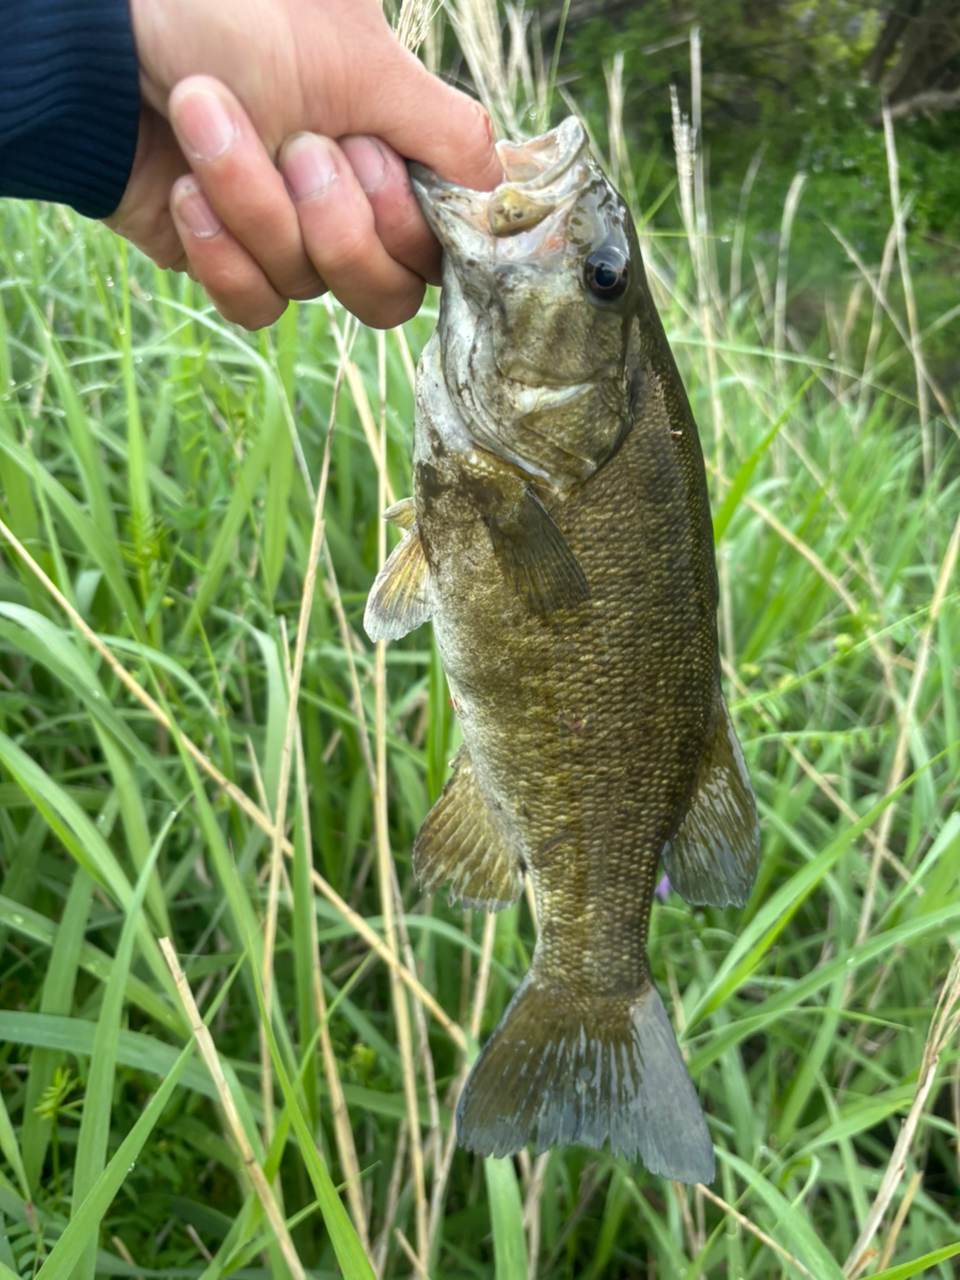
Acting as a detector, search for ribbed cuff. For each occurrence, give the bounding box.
[0,0,140,218]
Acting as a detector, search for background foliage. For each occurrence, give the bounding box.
[0,2,958,1277]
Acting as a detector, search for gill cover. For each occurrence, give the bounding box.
[411,117,643,492]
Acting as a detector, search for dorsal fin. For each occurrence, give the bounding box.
[662,694,760,907]
[414,748,524,910]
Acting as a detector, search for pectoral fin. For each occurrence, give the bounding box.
[486,489,590,618]
[414,748,524,910]
[383,497,416,530]
[363,517,431,642]
[663,695,760,907]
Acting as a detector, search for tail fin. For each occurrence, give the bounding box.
[457,975,715,1184]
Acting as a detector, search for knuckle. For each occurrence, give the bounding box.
[221,297,288,331]
[193,260,285,329]
[287,275,328,302]
[354,281,425,330]
[323,221,373,276]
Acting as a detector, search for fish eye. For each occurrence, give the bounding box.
[584,247,628,301]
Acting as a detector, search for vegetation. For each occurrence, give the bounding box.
[555,0,960,391]
[1,3,958,1277]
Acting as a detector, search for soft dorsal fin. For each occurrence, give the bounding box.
[663,694,760,907]
[414,747,525,910]
[363,513,431,642]
[486,489,590,618]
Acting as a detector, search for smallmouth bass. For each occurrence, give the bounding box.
[365,117,760,1184]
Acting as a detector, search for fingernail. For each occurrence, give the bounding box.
[282,133,337,201]
[173,181,222,238]
[176,91,237,162]
[342,137,386,195]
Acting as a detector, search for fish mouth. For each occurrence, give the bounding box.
[411,116,591,248]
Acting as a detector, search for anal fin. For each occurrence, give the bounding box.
[363,509,431,642]
[663,693,760,907]
[414,748,524,911]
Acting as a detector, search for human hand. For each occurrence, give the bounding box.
[106,0,502,329]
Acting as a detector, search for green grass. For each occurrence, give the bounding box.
[1,12,959,1278]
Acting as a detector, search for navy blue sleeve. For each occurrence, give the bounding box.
[0,0,140,218]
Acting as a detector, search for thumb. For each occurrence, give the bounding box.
[105,106,191,269]
[360,49,503,192]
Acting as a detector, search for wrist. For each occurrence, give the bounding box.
[0,0,140,217]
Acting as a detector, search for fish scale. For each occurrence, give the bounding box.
[364,116,760,1183]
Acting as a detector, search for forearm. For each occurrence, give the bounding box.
[0,0,139,217]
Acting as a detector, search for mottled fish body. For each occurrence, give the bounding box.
[365,118,760,1184]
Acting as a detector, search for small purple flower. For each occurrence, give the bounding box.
[655,873,671,901]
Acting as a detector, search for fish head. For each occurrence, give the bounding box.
[412,116,649,491]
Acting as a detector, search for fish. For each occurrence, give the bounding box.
[364,117,760,1184]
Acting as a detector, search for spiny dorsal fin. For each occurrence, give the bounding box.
[414,748,524,911]
[486,489,590,618]
[363,522,431,642]
[663,694,760,907]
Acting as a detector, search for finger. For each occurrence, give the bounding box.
[344,47,503,192]
[339,135,441,286]
[170,175,294,330]
[168,75,326,303]
[280,133,426,329]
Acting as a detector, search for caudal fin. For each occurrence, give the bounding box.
[457,975,715,1184]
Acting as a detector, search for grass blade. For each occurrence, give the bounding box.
[484,1157,527,1280]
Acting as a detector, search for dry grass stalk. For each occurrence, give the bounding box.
[159,937,307,1280]
[110,1234,145,1277]
[874,1169,922,1273]
[294,705,370,1251]
[345,360,398,510]
[830,221,957,432]
[446,0,521,138]
[395,0,442,54]
[852,508,960,953]
[259,350,336,1128]
[394,1226,432,1279]
[671,48,737,675]
[373,331,430,1268]
[522,1152,550,1280]
[256,308,347,1197]
[729,146,765,306]
[374,1122,408,1274]
[184,1224,214,1264]
[603,51,627,193]
[309,862,467,1050]
[470,910,499,1044]
[773,172,808,397]
[697,1182,819,1280]
[851,222,898,423]
[844,951,960,1278]
[427,1077,468,1253]
[0,516,466,1058]
[881,103,931,476]
[674,1178,704,1274]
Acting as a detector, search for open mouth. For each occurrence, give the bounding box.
[411,117,590,242]
[495,117,587,188]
